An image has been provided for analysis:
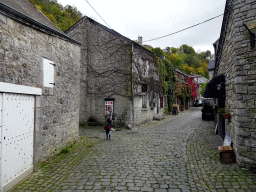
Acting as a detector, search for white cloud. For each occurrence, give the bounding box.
[57,0,225,52]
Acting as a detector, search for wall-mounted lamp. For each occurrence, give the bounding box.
[216,83,222,91]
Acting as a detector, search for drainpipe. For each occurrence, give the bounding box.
[1,94,4,192]
[131,42,134,126]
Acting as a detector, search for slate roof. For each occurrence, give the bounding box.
[174,68,190,77]
[208,55,215,70]
[65,16,132,43]
[0,0,63,33]
[213,39,219,46]
[0,0,80,44]
[214,0,233,75]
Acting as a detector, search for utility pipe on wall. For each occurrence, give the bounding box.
[131,42,134,126]
[1,93,4,192]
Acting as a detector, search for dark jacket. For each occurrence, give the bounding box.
[104,125,111,132]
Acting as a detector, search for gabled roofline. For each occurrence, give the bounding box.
[0,2,81,45]
[213,38,219,46]
[65,16,132,43]
[174,68,190,77]
[65,16,156,56]
[65,16,87,34]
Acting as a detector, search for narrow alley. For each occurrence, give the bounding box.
[10,108,256,192]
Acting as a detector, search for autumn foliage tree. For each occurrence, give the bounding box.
[29,0,83,32]
[163,44,211,79]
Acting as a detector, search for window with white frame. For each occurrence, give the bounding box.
[142,94,147,108]
[43,58,55,87]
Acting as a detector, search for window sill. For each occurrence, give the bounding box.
[141,108,148,111]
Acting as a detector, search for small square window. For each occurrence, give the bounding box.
[142,84,147,92]
[43,58,55,87]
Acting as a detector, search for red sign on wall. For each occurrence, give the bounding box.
[105,101,113,115]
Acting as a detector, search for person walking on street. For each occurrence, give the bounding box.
[106,106,113,127]
[104,123,111,140]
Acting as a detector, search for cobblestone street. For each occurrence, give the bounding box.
[10,108,256,192]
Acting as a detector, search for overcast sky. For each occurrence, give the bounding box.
[58,0,226,54]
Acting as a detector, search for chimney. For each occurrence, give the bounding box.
[138,36,142,44]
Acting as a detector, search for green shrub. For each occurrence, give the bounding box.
[59,147,69,155]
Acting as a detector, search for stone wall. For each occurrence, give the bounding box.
[132,44,165,125]
[209,70,214,80]
[66,17,165,127]
[0,13,81,161]
[216,0,256,168]
[66,18,133,126]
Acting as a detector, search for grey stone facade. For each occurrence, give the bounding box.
[132,43,165,125]
[66,17,165,127]
[215,0,256,168]
[0,1,80,162]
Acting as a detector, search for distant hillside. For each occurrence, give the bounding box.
[29,0,83,32]
[149,45,211,79]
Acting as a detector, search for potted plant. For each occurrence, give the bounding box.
[180,104,184,111]
[219,108,230,119]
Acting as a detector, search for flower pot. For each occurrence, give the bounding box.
[223,114,230,119]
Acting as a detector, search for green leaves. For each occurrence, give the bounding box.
[156,58,168,93]
[152,47,164,56]
[200,82,208,97]
[30,0,83,32]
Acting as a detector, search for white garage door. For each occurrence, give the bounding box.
[0,93,34,190]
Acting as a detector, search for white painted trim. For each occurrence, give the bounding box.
[3,166,33,192]
[0,82,42,95]
[0,94,3,192]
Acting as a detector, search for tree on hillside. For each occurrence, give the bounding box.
[171,47,178,54]
[29,0,82,31]
[183,64,196,75]
[165,47,171,53]
[184,54,201,68]
[164,52,183,70]
[206,50,211,59]
[152,47,164,56]
[179,44,196,55]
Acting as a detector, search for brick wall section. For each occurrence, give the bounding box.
[0,13,81,161]
[216,0,256,167]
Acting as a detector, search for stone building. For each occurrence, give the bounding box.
[0,0,80,190]
[208,55,215,80]
[208,39,219,80]
[191,74,208,100]
[174,68,191,110]
[206,0,256,168]
[66,17,166,126]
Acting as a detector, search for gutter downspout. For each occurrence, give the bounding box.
[131,42,134,126]
[1,94,4,192]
